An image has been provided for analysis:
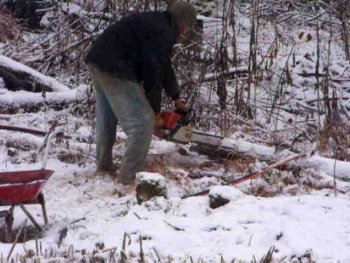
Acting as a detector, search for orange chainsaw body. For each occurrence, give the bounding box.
[154,110,222,145]
[154,111,182,138]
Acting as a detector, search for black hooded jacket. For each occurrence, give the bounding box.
[85,11,180,114]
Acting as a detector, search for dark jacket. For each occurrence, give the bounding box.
[85,11,180,114]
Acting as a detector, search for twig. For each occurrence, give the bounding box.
[120,250,127,263]
[152,247,162,262]
[7,220,27,261]
[300,9,329,25]
[296,101,326,114]
[139,235,145,263]
[122,232,131,251]
[261,246,275,263]
[248,234,254,246]
[102,247,117,253]
[279,256,288,263]
[35,236,39,256]
[24,33,98,64]
[133,212,142,220]
[163,220,185,231]
[334,158,338,197]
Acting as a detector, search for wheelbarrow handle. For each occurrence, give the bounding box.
[41,131,63,170]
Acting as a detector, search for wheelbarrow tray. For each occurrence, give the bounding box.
[0,169,54,206]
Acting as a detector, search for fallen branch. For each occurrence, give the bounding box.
[297,72,350,82]
[0,125,92,144]
[219,138,350,181]
[183,152,306,198]
[0,55,70,92]
[0,56,89,113]
[203,67,249,82]
[191,134,350,183]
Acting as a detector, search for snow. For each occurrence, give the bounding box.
[197,15,222,22]
[0,88,88,107]
[2,171,350,262]
[209,185,245,201]
[136,172,165,187]
[0,3,350,263]
[204,66,248,80]
[0,131,349,262]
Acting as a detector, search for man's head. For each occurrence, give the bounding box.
[168,1,197,35]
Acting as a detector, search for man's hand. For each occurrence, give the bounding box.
[154,112,166,135]
[174,98,187,112]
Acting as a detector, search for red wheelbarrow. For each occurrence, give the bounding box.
[0,132,59,242]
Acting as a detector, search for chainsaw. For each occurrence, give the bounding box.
[154,110,224,147]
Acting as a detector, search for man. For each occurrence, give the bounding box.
[85,1,197,185]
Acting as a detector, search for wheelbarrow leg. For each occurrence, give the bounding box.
[37,193,49,225]
[19,204,43,232]
[0,209,14,243]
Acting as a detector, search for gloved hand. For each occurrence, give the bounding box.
[154,111,167,138]
[174,98,187,112]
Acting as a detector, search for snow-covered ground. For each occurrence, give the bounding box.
[0,122,350,262]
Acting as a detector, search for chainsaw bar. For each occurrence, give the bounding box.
[169,125,224,147]
[157,110,225,147]
[191,129,224,147]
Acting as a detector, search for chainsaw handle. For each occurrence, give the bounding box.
[174,98,187,112]
[174,108,194,126]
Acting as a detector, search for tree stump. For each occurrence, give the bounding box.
[136,172,166,204]
[209,186,245,209]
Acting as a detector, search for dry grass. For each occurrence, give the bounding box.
[221,157,256,173]
[2,237,277,263]
[143,153,169,175]
[318,115,350,161]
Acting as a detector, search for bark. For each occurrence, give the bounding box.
[0,65,51,92]
[0,55,87,114]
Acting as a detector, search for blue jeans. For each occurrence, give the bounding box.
[87,64,155,182]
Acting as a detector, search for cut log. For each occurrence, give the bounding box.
[191,138,350,181]
[0,55,70,92]
[0,55,88,114]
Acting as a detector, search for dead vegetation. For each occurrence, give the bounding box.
[318,114,350,161]
[0,8,19,43]
[0,237,280,263]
